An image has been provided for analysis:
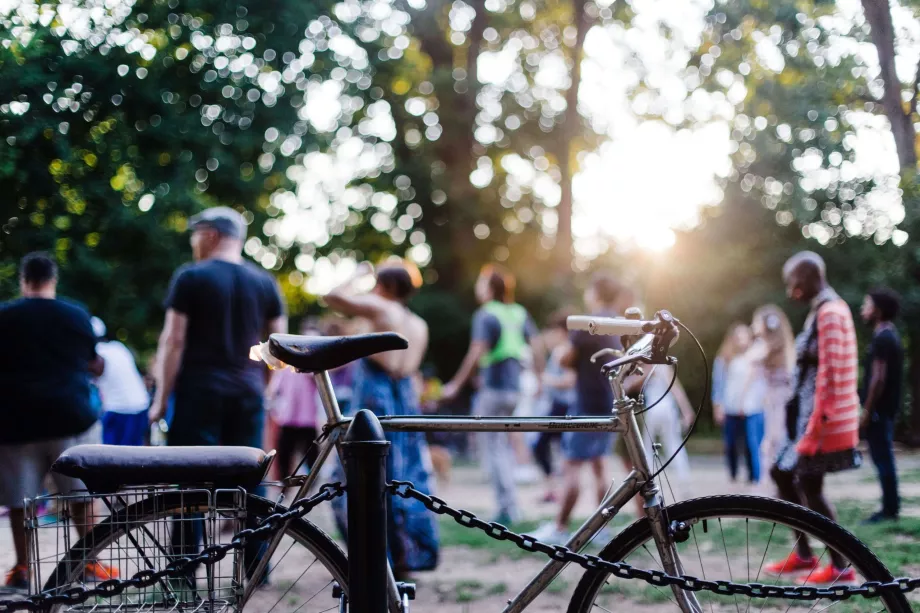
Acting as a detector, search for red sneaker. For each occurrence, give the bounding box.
[763,552,819,576]
[5,564,28,590]
[797,564,857,585]
[84,561,119,581]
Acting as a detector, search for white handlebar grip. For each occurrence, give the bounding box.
[566,316,649,336]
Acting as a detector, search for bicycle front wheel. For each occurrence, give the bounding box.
[40,490,348,613]
[568,495,910,613]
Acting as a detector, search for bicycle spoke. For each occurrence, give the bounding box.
[718,518,743,613]
[289,578,336,613]
[266,558,319,613]
[745,522,776,613]
[689,523,715,613]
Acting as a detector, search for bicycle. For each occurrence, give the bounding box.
[21,311,911,613]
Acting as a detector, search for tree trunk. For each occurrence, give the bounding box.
[412,0,487,292]
[860,0,917,169]
[861,0,920,442]
[553,0,590,273]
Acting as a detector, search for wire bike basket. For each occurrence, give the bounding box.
[26,486,248,613]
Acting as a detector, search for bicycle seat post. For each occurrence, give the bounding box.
[314,370,345,424]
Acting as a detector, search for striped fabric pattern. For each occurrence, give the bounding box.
[797,299,860,456]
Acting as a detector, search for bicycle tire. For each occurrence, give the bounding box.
[567,495,911,612]
[41,491,348,611]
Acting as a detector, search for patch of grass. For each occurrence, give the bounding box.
[486,582,507,595]
[451,579,508,603]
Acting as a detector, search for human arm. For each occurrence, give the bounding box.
[89,355,105,377]
[441,341,488,401]
[442,309,493,401]
[150,309,188,422]
[324,262,383,320]
[711,357,725,425]
[861,356,889,427]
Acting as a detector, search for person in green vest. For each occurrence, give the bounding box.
[442,264,544,524]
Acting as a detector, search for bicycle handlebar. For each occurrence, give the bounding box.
[567,310,677,338]
[566,316,651,336]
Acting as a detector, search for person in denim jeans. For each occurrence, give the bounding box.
[859,288,903,523]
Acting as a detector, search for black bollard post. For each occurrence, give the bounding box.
[343,409,390,613]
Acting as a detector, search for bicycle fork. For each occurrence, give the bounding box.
[621,407,702,613]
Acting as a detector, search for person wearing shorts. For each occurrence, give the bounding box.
[0,252,108,589]
[93,317,150,446]
[532,273,623,543]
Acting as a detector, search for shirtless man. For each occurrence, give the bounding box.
[324,258,440,573]
[325,259,428,377]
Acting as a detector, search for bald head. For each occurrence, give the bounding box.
[783,251,827,303]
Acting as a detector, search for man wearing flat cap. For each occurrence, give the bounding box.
[150,206,287,446]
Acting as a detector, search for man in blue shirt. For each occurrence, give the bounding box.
[443,264,543,524]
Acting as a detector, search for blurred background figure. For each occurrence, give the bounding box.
[531,310,577,504]
[766,251,861,584]
[266,319,322,481]
[532,273,623,544]
[0,253,108,589]
[441,264,544,525]
[93,317,150,446]
[749,305,795,481]
[712,323,754,482]
[859,288,904,524]
[326,258,440,575]
[722,326,768,486]
[640,363,695,498]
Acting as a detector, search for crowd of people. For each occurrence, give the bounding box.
[0,202,908,589]
[711,252,904,582]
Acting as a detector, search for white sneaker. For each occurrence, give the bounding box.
[528,522,569,545]
[588,527,612,549]
[513,464,541,484]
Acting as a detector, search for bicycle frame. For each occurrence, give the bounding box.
[244,368,702,613]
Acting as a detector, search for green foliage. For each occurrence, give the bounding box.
[0,0,388,350]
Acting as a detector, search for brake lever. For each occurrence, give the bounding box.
[591,348,622,364]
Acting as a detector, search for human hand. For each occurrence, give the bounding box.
[149,396,167,424]
[796,436,819,456]
[713,404,725,426]
[859,410,871,429]
[440,381,461,403]
[355,261,375,278]
[681,412,695,432]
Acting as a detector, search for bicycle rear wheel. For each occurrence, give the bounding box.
[40,490,347,613]
[568,495,911,613]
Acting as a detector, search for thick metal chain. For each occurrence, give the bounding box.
[388,481,920,603]
[0,483,345,613]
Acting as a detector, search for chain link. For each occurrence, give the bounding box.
[0,483,345,613]
[388,480,920,603]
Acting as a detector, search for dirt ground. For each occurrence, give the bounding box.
[2,448,919,612]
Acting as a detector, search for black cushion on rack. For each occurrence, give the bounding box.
[52,444,273,493]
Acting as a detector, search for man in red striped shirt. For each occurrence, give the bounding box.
[765,251,862,585]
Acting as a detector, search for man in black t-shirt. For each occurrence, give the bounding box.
[859,287,904,523]
[0,253,107,589]
[151,207,285,575]
[150,206,287,448]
